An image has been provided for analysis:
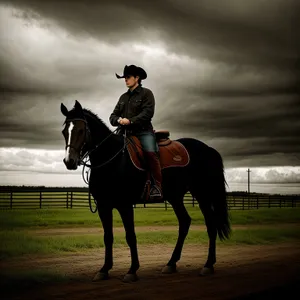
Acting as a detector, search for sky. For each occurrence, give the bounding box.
[0,0,299,191]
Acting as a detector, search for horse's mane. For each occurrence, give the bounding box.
[82,108,110,129]
[82,108,111,131]
[65,106,112,134]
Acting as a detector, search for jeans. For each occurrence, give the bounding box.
[135,131,158,152]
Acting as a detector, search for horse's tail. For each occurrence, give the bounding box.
[209,147,231,240]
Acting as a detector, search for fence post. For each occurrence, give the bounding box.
[10,190,13,209]
[242,196,244,210]
[66,192,69,209]
[256,195,259,209]
[280,196,282,208]
[192,196,195,207]
[39,191,42,209]
[165,200,168,210]
[71,191,73,209]
[268,195,271,208]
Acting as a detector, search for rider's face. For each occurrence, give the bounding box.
[125,75,139,88]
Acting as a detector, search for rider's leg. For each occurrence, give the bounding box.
[136,131,163,200]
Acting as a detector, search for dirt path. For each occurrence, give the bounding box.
[3,243,300,300]
[29,223,300,236]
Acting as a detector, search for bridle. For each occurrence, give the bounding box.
[64,118,92,156]
[65,117,125,170]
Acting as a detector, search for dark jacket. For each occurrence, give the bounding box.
[109,85,155,133]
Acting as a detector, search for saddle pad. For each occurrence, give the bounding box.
[127,137,190,171]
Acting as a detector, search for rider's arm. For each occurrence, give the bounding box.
[129,89,155,126]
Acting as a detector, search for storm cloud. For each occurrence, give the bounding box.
[0,0,299,173]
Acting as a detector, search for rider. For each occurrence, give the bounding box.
[109,65,163,200]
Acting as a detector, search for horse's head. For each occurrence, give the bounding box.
[60,100,90,170]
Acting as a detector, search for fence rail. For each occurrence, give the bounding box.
[0,187,299,210]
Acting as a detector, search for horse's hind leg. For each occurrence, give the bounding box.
[162,198,191,274]
[200,201,217,275]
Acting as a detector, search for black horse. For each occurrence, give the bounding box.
[60,100,231,282]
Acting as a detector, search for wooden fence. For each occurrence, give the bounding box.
[0,187,299,210]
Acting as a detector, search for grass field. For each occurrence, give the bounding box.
[1,207,300,229]
[1,227,300,259]
[0,207,299,259]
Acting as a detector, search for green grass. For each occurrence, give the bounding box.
[0,207,299,229]
[1,207,299,259]
[1,227,299,259]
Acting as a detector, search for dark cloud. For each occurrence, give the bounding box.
[169,96,300,138]
[0,0,299,170]
[2,0,298,67]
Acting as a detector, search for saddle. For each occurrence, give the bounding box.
[126,130,190,172]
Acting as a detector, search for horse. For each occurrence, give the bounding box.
[60,100,231,282]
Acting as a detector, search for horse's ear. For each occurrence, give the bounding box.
[61,103,69,116]
[75,100,83,111]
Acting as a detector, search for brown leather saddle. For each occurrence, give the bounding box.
[126,130,190,202]
[126,130,190,171]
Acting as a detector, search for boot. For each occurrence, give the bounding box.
[144,151,163,200]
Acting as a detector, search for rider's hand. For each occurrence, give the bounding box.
[119,118,130,125]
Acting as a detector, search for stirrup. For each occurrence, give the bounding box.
[149,185,163,199]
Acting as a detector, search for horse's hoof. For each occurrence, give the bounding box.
[199,267,214,276]
[122,273,138,283]
[93,272,109,281]
[162,265,177,274]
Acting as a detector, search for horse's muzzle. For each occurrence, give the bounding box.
[63,158,78,170]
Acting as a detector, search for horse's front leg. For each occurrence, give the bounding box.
[118,205,140,282]
[93,206,113,281]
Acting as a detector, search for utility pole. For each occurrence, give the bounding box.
[247,168,251,194]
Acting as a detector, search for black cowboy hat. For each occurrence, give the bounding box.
[115,65,147,80]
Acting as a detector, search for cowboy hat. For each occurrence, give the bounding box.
[115,65,147,80]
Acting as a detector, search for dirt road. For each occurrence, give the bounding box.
[3,242,300,300]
